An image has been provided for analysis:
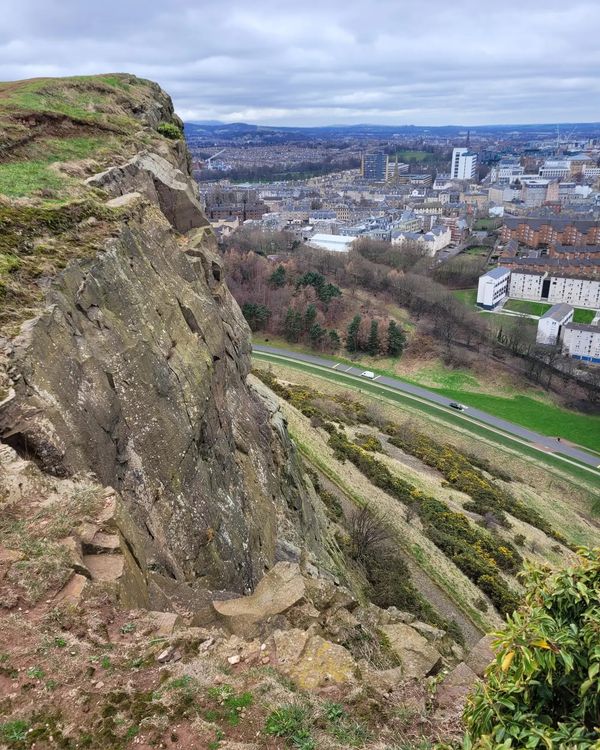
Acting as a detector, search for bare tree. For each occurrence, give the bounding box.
[349,504,393,563]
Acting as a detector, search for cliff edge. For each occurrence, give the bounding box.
[0,74,331,594]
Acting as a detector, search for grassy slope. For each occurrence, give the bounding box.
[0,74,165,201]
[260,362,598,541]
[0,74,182,334]
[253,337,600,455]
[262,364,597,640]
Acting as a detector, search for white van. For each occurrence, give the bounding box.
[361,371,375,379]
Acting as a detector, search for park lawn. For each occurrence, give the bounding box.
[503,299,597,323]
[395,150,431,162]
[253,351,600,488]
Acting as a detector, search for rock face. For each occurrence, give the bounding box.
[382,623,443,679]
[0,78,331,595]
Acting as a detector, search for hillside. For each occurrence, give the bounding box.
[0,75,595,750]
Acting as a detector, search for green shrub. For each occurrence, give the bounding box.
[463,548,600,749]
[157,122,182,139]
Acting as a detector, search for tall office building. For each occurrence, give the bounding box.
[451,147,478,180]
[361,151,388,181]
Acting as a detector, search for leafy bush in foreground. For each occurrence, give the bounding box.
[463,548,600,749]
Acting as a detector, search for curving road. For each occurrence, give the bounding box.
[253,344,600,472]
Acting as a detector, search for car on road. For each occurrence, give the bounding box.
[449,401,467,411]
[361,370,375,379]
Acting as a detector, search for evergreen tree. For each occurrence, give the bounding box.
[328,330,341,351]
[387,320,407,357]
[308,322,326,348]
[346,314,362,353]
[283,308,303,343]
[241,303,271,332]
[304,304,317,332]
[367,319,380,356]
[268,264,286,288]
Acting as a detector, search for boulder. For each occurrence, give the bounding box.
[272,628,310,667]
[435,661,479,711]
[83,554,125,582]
[411,621,446,642]
[288,635,358,690]
[213,562,306,637]
[54,573,88,604]
[465,634,495,677]
[382,623,443,679]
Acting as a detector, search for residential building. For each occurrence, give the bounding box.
[561,323,600,364]
[451,147,478,180]
[500,216,600,248]
[361,152,388,181]
[508,271,600,309]
[536,303,574,345]
[385,157,409,180]
[476,267,511,309]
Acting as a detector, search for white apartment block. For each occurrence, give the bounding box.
[451,148,478,180]
[477,267,511,309]
[508,271,600,309]
[561,323,600,364]
[536,303,574,345]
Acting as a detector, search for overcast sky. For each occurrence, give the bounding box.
[1,0,599,126]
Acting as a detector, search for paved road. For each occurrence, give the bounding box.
[253,344,600,471]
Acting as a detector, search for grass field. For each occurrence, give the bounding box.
[452,288,478,306]
[252,340,600,456]
[395,150,431,162]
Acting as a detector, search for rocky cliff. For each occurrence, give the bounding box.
[0,74,331,596]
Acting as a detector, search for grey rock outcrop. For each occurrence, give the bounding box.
[382,623,443,678]
[0,81,333,597]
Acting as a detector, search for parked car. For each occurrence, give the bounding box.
[449,401,467,411]
[361,371,375,379]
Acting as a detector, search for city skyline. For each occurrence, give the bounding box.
[2,0,600,127]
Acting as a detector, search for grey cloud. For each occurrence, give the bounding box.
[1,0,599,125]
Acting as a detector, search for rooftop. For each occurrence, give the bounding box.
[541,303,574,322]
[484,266,511,280]
[564,322,600,333]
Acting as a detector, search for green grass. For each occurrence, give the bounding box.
[473,218,501,231]
[0,161,66,197]
[463,246,490,256]
[573,308,596,324]
[503,299,552,316]
[0,136,108,198]
[252,351,600,487]
[452,288,478,306]
[0,75,134,121]
[395,150,431,162]
[502,300,596,323]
